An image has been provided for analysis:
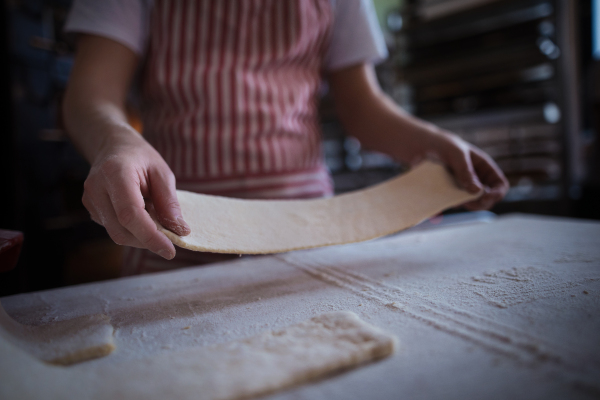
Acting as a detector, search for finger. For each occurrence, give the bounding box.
[88,192,146,248]
[148,167,190,236]
[82,191,103,226]
[471,148,509,196]
[483,185,507,204]
[83,179,108,226]
[462,180,507,210]
[462,195,495,211]
[445,145,484,194]
[454,146,509,212]
[106,172,176,259]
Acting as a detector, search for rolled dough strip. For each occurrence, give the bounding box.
[0,303,114,365]
[0,312,396,400]
[156,161,481,254]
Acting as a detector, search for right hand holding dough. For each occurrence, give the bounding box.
[82,132,190,260]
[62,36,188,259]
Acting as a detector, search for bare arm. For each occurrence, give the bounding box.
[328,63,508,210]
[63,35,189,259]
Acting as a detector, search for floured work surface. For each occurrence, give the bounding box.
[1,215,599,400]
[0,311,395,400]
[157,161,480,254]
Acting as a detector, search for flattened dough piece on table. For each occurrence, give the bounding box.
[0,312,396,400]
[176,311,397,400]
[157,161,480,254]
[0,303,114,365]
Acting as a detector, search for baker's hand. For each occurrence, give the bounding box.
[427,131,509,210]
[82,132,190,259]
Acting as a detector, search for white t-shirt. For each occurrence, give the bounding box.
[64,0,388,71]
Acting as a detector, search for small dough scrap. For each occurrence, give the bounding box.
[0,312,396,400]
[0,303,114,365]
[156,161,480,254]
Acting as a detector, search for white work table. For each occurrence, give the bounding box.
[2,214,599,399]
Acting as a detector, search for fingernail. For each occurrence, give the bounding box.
[177,217,191,234]
[158,249,174,260]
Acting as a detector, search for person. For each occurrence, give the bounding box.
[63,0,508,275]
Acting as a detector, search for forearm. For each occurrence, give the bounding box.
[63,92,139,164]
[61,34,189,259]
[330,64,446,165]
[336,89,444,165]
[63,34,141,164]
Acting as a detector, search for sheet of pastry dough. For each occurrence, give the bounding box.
[0,312,396,400]
[157,161,481,254]
[0,303,114,365]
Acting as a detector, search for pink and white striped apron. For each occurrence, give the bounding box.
[122,0,334,275]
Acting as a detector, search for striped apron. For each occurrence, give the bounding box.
[122,0,334,275]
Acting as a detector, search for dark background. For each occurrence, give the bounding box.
[1,0,599,297]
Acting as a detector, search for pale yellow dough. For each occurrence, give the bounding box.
[0,311,396,400]
[157,161,481,254]
[0,303,114,365]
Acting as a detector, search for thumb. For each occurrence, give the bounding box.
[148,168,191,236]
[448,148,483,194]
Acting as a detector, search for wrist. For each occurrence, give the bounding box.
[420,127,462,159]
[394,123,447,165]
[91,125,144,164]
